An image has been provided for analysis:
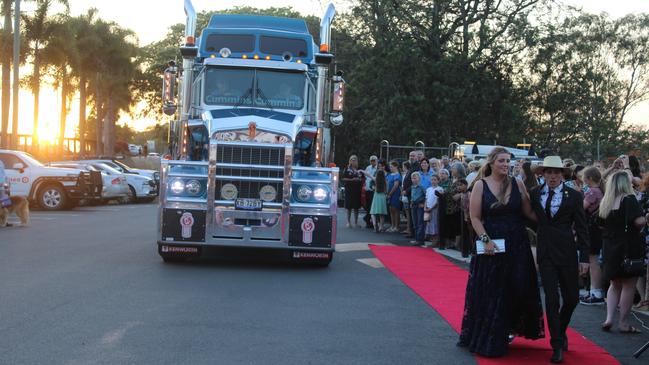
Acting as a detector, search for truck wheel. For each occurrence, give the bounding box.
[38,184,68,211]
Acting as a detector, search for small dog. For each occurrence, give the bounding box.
[0,196,30,227]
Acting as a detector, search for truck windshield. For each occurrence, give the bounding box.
[204,67,305,110]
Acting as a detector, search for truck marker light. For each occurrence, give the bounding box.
[210,54,216,58]
[265,55,271,60]
[242,54,248,59]
[219,47,232,58]
[296,60,302,64]
[253,54,260,60]
[320,44,329,53]
[185,36,195,46]
[301,218,315,244]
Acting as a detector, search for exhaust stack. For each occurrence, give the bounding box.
[178,0,198,159]
[315,3,336,165]
[184,0,196,45]
[320,4,336,51]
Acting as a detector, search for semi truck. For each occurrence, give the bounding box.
[157,0,344,265]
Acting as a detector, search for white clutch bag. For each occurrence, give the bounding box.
[475,239,506,255]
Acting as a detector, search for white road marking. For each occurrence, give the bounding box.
[356,258,385,268]
[336,242,394,252]
[433,247,471,263]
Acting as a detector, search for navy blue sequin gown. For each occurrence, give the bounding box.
[458,179,544,357]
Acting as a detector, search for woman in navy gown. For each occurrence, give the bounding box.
[457,147,544,357]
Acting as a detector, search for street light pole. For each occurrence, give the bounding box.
[11,0,20,149]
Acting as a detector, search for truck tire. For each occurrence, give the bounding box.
[38,184,68,211]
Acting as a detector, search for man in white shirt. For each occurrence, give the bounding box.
[362,155,378,229]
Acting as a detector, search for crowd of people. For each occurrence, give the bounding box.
[341,148,649,363]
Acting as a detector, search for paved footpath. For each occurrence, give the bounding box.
[0,205,647,364]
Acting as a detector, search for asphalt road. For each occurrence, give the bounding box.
[1,204,648,364]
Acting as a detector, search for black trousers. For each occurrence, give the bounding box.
[539,264,579,350]
[363,190,374,226]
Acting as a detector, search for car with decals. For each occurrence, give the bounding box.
[0,150,102,210]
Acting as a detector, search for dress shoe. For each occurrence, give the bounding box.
[550,348,563,363]
[562,337,568,351]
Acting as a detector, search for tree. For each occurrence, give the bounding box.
[40,14,78,158]
[23,0,69,150]
[518,12,649,160]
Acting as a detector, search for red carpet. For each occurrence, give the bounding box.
[370,245,620,365]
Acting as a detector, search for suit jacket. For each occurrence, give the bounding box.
[530,184,590,266]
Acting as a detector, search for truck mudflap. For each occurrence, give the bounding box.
[288,214,333,248]
[66,171,103,200]
[161,208,207,242]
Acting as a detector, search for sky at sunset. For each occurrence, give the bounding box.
[3,0,649,137]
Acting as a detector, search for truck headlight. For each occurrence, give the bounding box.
[185,179,202,196]
[313,187,328,201]
[296,185,312,202]
[169,178,185,195]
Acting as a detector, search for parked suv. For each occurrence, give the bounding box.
[0,150,102,210]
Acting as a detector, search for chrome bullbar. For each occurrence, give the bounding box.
[158,140,338,250]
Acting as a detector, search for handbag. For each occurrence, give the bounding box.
[476,239,506,255]
[622,196,646,276]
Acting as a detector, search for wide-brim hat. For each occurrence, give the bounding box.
[538,156,572,172]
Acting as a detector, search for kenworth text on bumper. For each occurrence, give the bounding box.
[156,1,344,265]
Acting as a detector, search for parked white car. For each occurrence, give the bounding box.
[78,159,156,203]
[50,162,129,203]
[82,159,159,196]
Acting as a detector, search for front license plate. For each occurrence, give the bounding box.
[235,198,262,211]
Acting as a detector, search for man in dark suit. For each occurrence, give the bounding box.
[529,156,590,364]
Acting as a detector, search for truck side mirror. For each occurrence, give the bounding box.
[162,62,178,116]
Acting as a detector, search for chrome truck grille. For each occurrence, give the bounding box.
[213,142,288,206]
[216,144,285,166]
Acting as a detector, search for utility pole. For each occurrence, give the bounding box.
[11,0,20,149]
[1,0,12,148]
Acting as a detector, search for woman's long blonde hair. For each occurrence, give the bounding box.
[477,146,511,208]
[599,171,634,219]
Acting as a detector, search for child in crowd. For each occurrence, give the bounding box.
[580,166,605,305]
[386,161,402,232]
[370,169,388,232]
[425,175,444,246]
